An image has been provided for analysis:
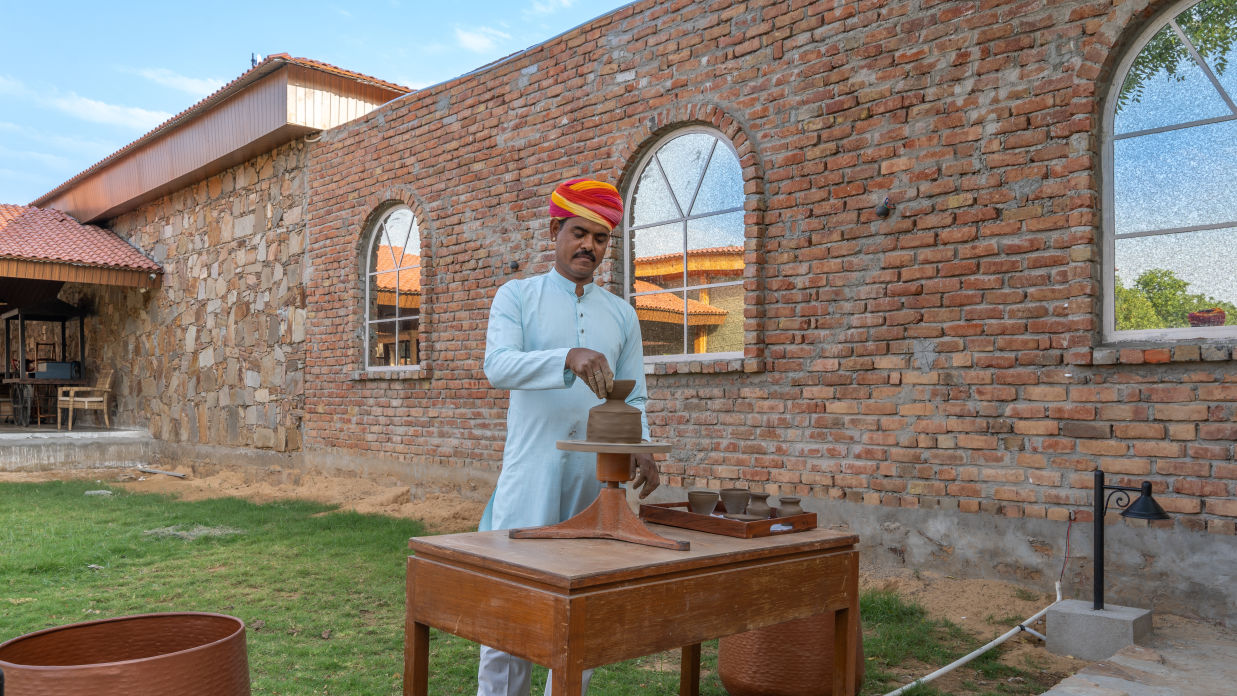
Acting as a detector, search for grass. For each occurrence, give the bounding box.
[1,482,1059,696]
[859,590,1055,696]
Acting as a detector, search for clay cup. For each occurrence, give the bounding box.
[719,488,749,515]
[687,490,719,515]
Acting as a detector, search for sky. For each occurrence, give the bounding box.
[0,0,632,206]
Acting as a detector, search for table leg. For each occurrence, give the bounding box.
[548,664,584,696]
[403,620,429,696]
[679,643,700,696]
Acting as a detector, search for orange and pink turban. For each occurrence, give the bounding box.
[549,178,623,232]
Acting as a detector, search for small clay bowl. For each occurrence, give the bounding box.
[687,490,719,515]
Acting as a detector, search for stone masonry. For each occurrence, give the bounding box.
[68,140,308,451]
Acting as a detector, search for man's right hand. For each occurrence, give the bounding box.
[565,348,613,399]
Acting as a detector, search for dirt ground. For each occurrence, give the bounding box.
[4,466,1094,693]
[0,466,487,534]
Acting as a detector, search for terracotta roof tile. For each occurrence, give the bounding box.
[634,245,743,265]
[33,54,411,207]
[632,279,726,316]
[0,204,162,273]
[373,247,421,293]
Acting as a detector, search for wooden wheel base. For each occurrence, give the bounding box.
[510,485,688,550]
[509,448,689,551]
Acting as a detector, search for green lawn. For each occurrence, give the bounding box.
[0,481,1057,695]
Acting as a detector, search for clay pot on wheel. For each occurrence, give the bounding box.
[718,611,865,696]
[0,612,250,696]
[586,380,642,443]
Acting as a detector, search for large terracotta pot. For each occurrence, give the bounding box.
[718,610,864,696]
[0,612,250,696]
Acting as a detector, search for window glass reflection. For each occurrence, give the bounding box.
[1115,25,1231,134]
[626,130,746,356]
[1114,120,1237,234]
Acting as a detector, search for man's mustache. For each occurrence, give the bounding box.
[574,251,595,261]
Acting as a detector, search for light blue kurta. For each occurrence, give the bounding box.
[478,268,649,532]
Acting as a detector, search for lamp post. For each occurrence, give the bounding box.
[1093,469,1170,610]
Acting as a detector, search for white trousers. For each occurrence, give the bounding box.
[477,645,593,696]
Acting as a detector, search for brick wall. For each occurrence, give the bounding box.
[70,140,308,449]
[303,0,1235,536]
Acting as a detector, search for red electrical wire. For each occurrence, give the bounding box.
[1059,510,1075,582]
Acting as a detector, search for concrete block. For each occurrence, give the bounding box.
[1046,599,1152,661]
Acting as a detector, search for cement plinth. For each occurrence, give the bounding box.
[1046,599,1152,661]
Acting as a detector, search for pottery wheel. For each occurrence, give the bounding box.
[507,439,685,551]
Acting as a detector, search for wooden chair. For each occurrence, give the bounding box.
[58,368,115,430]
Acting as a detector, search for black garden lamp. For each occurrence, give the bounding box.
[1093,470,1170,611]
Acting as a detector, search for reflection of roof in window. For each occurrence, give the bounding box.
[634,245,743,283]
[634,245,743,264]
[373,246,421,294]
[632,279,726,326]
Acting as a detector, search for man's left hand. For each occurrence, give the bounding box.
[630,453,660,499]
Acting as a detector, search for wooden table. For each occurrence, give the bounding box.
[405,525,859,696]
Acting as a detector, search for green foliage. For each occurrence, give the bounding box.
[1,484,1059,696]
[1114,269,1237,330]
[859,591,1050,696]
[1117,0,1237,113]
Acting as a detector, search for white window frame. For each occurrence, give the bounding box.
[363,204,423,372]
[1102,0,1237,343]
[623,125,746,363]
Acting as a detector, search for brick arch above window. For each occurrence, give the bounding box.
[356,187,435,378]
[617,112,766,375]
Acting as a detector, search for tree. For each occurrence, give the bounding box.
[1117,0,1237,113]
[1114,268,1237,330]
[1114,274,1163,330]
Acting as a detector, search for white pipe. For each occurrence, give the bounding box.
[880,582,1062,696]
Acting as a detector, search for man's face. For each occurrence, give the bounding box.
[552,217,611,284]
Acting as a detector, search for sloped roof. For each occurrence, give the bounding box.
[32,54,411,216]
[632,279,726,321]
[0,204,161,273]
[634,245,744,265]
[373,247,421,294]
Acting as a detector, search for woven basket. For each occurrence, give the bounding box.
[718,610,864,696]
[0,612,249,696]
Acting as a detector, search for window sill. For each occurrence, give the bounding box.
[643,355,764,375]
[1073,344,1235,366]
[351,366,432,381]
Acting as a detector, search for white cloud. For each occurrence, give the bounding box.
[455,25,511,53]
[135,68,224,97]
[0,74,29,95]
[0,144,73,169]
[0,121,117,159]
[0,76,170,131]
[528,0,574,14]
[45,93,171,130]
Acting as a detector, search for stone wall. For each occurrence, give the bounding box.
[301,0,1237,621]
[68,140,308,450]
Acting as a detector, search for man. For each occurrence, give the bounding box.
[476,178,659,696]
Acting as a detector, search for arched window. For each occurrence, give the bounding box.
[1105,0,1237,340]
[364,205,422,369]
[624,127,746,359]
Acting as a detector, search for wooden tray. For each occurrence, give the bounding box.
[639,502,817,539]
